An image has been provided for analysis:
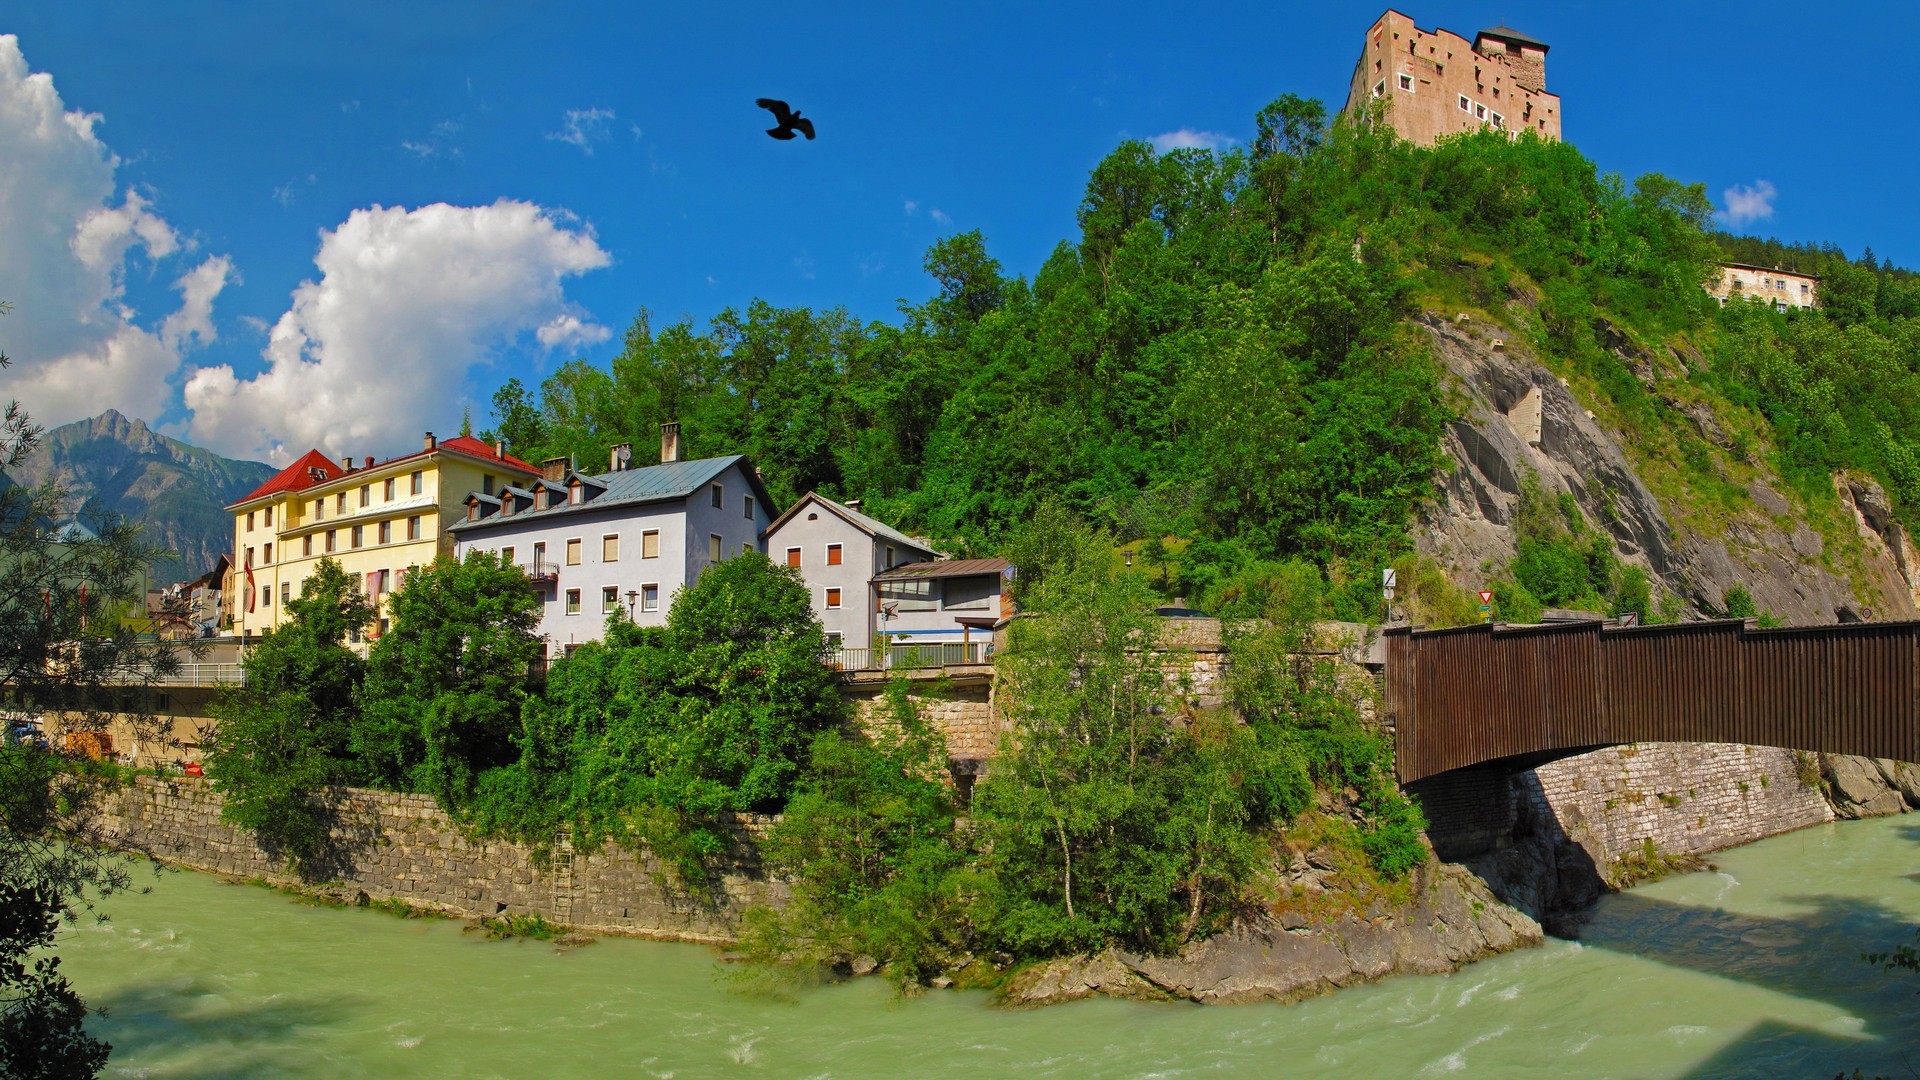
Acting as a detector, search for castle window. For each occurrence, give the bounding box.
[1397,73,1414,92]
[1491,112,1504,130]
[1475,103,1487,120]
[1372,80,1385,98]
[1459,94,1470,111]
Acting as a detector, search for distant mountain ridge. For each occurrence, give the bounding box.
[3,410,274,585]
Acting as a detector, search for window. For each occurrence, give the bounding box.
[603,534,619,562]
[379,520,392,544]
[885,545,895,569]
[744,495,755,520]
[1371,79,1385,98]
[1776,301,1788,314]
[566,538,582,565]
[378,618,390,637]
[825,587,842,609]
[879,579,938,612]
[709,534,723,562]
[336,493,347,513]
[314,498,324,520]
[641,584,659,612]
[502,546,515,565]
[569,483,582,506]
[533,542,546,570]
[1397,73,1413,91]
[360,483,370,507]
[1474,103,1486,120]
[262,584,272,608]
[786,547,802,568]
[265,506,274,526]
[827,543,843,566]
[742,541,752,555]
[245,545,254,568]
[281,582,291,604]
[407,515,421,541]
[603,586,619,614]
[303,536,313,557]
[944,576,995,610]
[1459,94,1470,111]
[565,589,581,615]
[263,543,273,564]
[246,511,255,531]
[710,483,724,509]
[410,470,423,495]
[384,478,395,500]
[351,525,364,549]
[326,530,337,553]
[642,530,659,558]
[826,632,843,648]
[377,569,391,595]
[1490,112,1504,129]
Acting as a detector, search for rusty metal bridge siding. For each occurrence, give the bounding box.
[1385,619,1920,783]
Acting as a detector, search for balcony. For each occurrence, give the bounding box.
[518,559,560,588]
[829,641,987,672]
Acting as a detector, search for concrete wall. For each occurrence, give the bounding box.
[94,776,781,943]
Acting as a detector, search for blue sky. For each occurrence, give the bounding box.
[2,1,1911,465]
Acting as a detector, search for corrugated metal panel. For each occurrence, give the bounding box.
[1390,618,1920,782]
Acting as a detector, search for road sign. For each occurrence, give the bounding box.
[1619,612,1639,627]
[1478,590,1494,605]
[1382,568,1398,589]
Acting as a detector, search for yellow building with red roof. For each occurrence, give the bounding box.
[225,432,541,640]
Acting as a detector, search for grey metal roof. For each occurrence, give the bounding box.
[1476,24,1549,51]
[449,455,771,534]
[765,491,937,555]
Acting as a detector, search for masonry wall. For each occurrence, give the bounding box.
[94,776,782,944]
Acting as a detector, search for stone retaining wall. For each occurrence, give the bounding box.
[95,776,782,943]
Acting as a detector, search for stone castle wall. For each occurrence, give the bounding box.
[94,776,782,943]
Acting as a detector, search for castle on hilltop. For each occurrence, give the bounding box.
[1342,10,1562,147]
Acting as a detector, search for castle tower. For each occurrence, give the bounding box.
[1343,10,1562,147]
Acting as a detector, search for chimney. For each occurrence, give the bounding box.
[660,422,682,464]
[845,499,862,511]
[424,432,437,452]
[364,456,376,470]
[609,442,633,472]
[495,439,508,459]
[541,456,570,483]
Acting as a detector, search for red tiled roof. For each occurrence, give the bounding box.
[380,435,541,475]
[228,449,344,508]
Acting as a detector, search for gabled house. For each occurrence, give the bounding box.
[763,493,938,649]
[447,426,774,658]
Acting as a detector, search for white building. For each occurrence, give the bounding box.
[447,428,773,658]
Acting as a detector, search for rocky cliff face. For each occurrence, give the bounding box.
[3,410,273,585]
[1415,312,1919,623]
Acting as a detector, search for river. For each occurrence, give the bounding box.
[58,814,1920,1078]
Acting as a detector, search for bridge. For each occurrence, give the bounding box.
[1383,617,1920,783]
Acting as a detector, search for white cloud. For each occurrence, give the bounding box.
[403,120,462,160]
[1148,128,1236,153]
[929,208,952,225]
[0,34,223,427]
[548,107,614,154]
[903,199,919,215]
[793,254,817,280]
[1719,180,1777,226]
[183,200,611,464]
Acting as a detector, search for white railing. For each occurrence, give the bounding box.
[148,663,249,687]
[829,641,986,671]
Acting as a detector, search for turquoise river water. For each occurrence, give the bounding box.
[58,814,1920,1078]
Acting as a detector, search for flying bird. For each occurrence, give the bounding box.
[756,98,815,141]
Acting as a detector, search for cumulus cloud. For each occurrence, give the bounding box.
[929,208,952,225]
[0,34,226,426]
[183,200,611,464]
[1719,180,1777,226]
[1148,128,1236,153]
[903,199,919,215]
[548,107,614,153]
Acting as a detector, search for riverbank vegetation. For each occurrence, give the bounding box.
[201,91,1919,990]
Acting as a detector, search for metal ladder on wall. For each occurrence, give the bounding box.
[551,830,576,924]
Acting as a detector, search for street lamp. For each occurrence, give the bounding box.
[625,589,639,619]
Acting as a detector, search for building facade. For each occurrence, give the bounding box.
[872,558,1014,655]
[763,492,940,649]
[447,442,774,658]
[225,434,541,640]
[1708,263,1819,312]
[1344,10,1561,146]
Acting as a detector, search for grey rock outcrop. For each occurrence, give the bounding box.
[1415,314,1919,624]
[1000,862,1542,1007]
[1822,754,1918,819]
